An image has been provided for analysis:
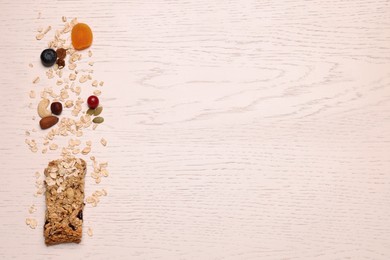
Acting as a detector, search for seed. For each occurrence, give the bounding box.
[33,76,40,84]
[86,109,95,115]
[94,106,103,116]
[92,117,104,124]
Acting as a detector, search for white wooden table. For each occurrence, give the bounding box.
[1,0,390,259]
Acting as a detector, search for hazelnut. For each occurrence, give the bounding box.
[50,102,63,115]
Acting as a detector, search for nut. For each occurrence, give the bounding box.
[37,99,51,118]
[50,102,63,115]
[39,116,59,129]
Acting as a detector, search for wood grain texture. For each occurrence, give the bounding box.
[1,0,390,259]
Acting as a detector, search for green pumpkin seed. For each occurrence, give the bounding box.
[93,117,104,124]
[94,106,103,116]
[86,109,95,115]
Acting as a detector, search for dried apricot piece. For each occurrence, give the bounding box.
[71,23,93,50]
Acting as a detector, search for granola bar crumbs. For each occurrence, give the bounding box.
[29,63,33,68]
[100,138,107,146]
[92,80,98,87]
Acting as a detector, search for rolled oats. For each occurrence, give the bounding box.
[29,204,37,214]
[93,90,101,96]
[26,218,38,229]
[79,75,88,83]
[81,146,91,155]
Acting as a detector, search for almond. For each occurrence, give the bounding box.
[39,116,59,129]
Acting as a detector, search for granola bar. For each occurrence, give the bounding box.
[43,157,86,245]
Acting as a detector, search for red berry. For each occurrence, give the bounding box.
[87,95,99,109]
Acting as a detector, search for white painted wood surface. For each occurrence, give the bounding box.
[1,0,390,259]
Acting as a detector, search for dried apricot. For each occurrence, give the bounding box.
[71,23,93,50]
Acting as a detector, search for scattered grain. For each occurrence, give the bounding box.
[49,143,58,150]
[65,100,74,108]
[33,76,40,84]
[29,204,37,214]
[87,227,93,237]
[79,75,88,83]
[29,90,36,99]
[81,146,91,155]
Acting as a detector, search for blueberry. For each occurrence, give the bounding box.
[40,49,57,67]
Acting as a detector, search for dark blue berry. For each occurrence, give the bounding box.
[40,49,57,67]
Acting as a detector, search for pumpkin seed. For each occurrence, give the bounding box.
[86,109,95,115]
[93,117,104,124]
[94,106,103,116]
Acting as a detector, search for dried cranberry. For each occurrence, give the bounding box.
[87,95,99,109]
